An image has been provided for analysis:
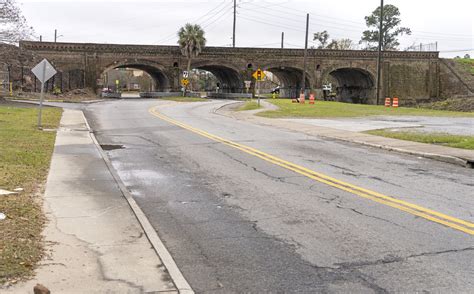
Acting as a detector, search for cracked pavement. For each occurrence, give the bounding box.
[85,100,474,293]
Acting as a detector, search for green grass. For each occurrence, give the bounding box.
[366,129,474,150]
[238,101,261,111]
[0,105,62,285]
[159,96,208,102]
[454,58,474,75]
[259,99,474,118]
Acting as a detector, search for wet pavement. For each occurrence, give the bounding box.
[84,100,474,293]
[284,115,474,135]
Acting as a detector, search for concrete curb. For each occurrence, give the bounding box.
[80,111,194,294]
[335,138,470,168]
[214,103,473,169]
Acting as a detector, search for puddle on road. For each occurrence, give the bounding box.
[100,144,125,151]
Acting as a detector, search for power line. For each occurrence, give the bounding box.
[239,6,364,34]
[438,48,474,53]
[156,0,233,44]
[239,1,473,41]
[238,15,306,34]
[202,6,234,30]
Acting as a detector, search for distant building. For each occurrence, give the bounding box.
[104,68,152,91]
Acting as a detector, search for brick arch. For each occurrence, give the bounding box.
[100,59,172,92]
[261,63,313,98]
[190,60,245,93]
[322,66,376,104]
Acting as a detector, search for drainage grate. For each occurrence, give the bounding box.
[100,144,125,151]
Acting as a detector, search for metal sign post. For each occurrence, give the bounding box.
[244,80,251,94]
[31,59,57,129]
[252,68,266,107]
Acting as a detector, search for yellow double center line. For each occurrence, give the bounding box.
[149,106,474,235]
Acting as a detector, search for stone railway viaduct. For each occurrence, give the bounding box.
[19,41,449,104]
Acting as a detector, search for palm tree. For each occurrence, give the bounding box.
[178,23,206,74]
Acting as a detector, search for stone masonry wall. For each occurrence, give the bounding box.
[17,41,445,104]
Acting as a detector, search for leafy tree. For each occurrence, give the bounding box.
[326,38,355,50]
[178,23,206,73]
[313,30,329,49]
[0,0,35,44]
[464,54,471,59]
[360,4,411,50]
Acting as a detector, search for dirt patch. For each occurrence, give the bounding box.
[419,98,474,112]
[13,88,99,103]
[0,99,51,108]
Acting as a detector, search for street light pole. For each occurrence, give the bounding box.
[54,29,57,42]
[376,0,384,105]
[232,0,236,48]
[281,32,284,49]
[301,14,309,96]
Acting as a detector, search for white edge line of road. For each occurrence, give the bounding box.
[80,110,194,294]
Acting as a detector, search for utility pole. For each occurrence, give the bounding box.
[301,14,309,96]
[39,35,42,42]
[54,29,57,42]
[281,32,284,49]
[232,0,236,47]
[375,0,384,105]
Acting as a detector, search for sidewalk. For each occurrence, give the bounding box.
[4,109,180,293]
[219,101,474,168]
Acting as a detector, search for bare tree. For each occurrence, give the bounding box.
[326,38,355,50]
[0,0,35,44]
[313,30,329,49]
[313,30,355,50]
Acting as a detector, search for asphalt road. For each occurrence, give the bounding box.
[84,99,473,293]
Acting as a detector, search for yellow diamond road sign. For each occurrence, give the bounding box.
[252,68,265,81]
[181,78,189,86]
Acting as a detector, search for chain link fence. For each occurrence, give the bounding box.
[405,42,438,52]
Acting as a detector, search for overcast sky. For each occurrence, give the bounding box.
[18,0,474,57]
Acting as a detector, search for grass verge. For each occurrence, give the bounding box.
[366,129,474,150]
[238,101,261,111]
[260,99,474,118]
[0,105,62,285]
[454,58,474,75]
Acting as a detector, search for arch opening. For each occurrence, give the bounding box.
[329,68,374,104]
[101,62,170,94]
[265,67,311,98]
[185,69,219,92]
[193,65,243,93]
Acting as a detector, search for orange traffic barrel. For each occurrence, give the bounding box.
[309,93,315,104]
[392,97,399,108]
[385,98,391,107]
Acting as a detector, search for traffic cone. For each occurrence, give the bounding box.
[385,98,391,107]
[309,93,315,104]
[392,97,399,108]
